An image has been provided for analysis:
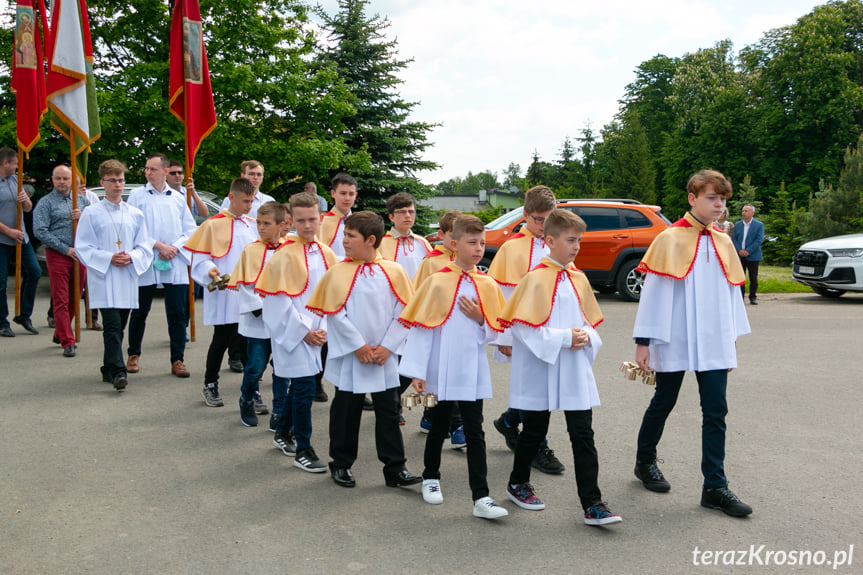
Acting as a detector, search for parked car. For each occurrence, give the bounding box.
[792,233,863,297]
[35,184,222,272]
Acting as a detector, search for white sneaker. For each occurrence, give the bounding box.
[421,479,443,504]
[473,496,509,519]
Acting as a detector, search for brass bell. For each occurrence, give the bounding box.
[422,393,438,408]
[401,393,421,409]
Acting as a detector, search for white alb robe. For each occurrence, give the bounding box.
[75,200,152,309]
[633,234,751,372]
[322,267,408,393]
[262,242,330,379]
[399,280,497,401]
[191,216,258,326]
[493,236,549,358]
[508,273,602,412]
[127,183,197,286]
[237,244,276,339]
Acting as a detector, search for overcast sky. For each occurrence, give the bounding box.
[315,0,825,185]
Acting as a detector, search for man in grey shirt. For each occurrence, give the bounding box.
[304,181,328,213]
[33,165,89,356]
[0,147,41,337]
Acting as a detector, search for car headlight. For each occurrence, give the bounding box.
[827,248,863,258]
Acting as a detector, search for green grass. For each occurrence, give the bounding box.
[747,265,811,293]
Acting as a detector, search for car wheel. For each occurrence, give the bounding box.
[812,286,846,298]
[616,259,644,302]
[477,257,491,274]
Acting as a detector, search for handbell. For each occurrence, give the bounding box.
[627,369,638,381]
[216,274,231,290]
[401,393,421,409]
[422,393,438,408]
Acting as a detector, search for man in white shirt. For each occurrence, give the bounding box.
[127,153,198,378]
[220,160,275,219]
[167,160,208,219]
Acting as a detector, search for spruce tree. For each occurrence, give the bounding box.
[316,0,439,215]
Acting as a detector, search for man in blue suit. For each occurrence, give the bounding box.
[732,204,764,305]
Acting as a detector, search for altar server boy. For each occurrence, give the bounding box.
[316,172,358,258]
[185,177,259,407]
[399,215,508,519]
[378,192,432,279]
[499,209,621,526]
[75,160,152,391]
[411,210,460,290]
[255,193,338,472]
[306,211,422,489]
[631,169,752,517]
[227,201,288,428]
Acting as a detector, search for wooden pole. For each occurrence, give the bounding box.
[80,175,92,329]
[14,149,23,316]
[70,139,80,343]
[186,149,196,343]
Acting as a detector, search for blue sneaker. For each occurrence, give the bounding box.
[584,502,622,526]
[450,425,466,449]
[419,414,432,434]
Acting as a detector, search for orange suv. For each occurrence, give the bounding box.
[482,199,670,301]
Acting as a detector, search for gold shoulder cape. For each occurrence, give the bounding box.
[499,258,603,329]
[379,232,433,262]
[185,211,254,259]
[254,239,338,297]
[399,262,505,332]
[316,208,348,248]
[487,228,541,286]
[411,246,454,289]
[637,212,744,285]
[227,239,283,288]
[306,255,413,315]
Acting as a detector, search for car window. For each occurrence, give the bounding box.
[574,206,623,231]
[622,209,652,229]
[485,208,525,230]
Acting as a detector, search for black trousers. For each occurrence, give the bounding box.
[510,409,602,509]
[329,387,406,475]
[399,372,463,430]
[204,323,245,384]
[100,308,130,380]
[423,399,488,501]
[128,283,187,363]
[739,258,759,299]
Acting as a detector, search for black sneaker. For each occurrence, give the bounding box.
[701,486,752,517]
[273,430,296,456]
[228,358,244,373]
[112,373,128,391]
[294,448,327,473]
[634,460,671,492]
[13,316,38,334]
[493,414,520,451]
[532,446,565,475]
[362,395,374,411]
[253,391,268,415]
[239,398,258,427]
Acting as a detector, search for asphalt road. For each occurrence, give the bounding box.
[1,285,861,575]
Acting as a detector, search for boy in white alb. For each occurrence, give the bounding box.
[316,172,357,259]
[227,201,288,428]
[185,177,259,407]
[632,169,752,517]
[306,211,421,489]
[399,215,508,519]
[219,160,275,219]
[75,160,152,391]
[378,192,432,279]
[500,209,621,526]
[255,193,337,472]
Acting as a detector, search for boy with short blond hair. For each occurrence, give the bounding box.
[399,215,508,519]
[316,172,358,258]
[186,177,259,407]
[307,211,421,489]
[227,201,288,427]
[500,209,621,526]
[632,169,752,517]
[489,185,565,475]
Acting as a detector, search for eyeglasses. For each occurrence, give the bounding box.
[393,209,416,216]
[103,178,125,184]
[529,215,546,225]
[168,171,184,176]
[143,166,161,172]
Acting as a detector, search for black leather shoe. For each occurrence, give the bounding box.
[53,336,61,344]
[635,460,671,492]
[13,317,38,334]
[0,325,14,337]
[330,465,355,488]
[63,345,76,358]
[112,374,128,391]
[314,381,329,402]
[228,358,244,373]
[384,468,422,488]
[750,298,758,305]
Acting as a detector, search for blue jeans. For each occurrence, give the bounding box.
[0,242,41,325]
[636,370,728,489]
[241,338,286,417]
[278,375,315,451]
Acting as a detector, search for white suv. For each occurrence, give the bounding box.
[792,233,863,297]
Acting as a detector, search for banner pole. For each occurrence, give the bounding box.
[14,149,23,317]
[70,138,81,343]
[186,147,196,343]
